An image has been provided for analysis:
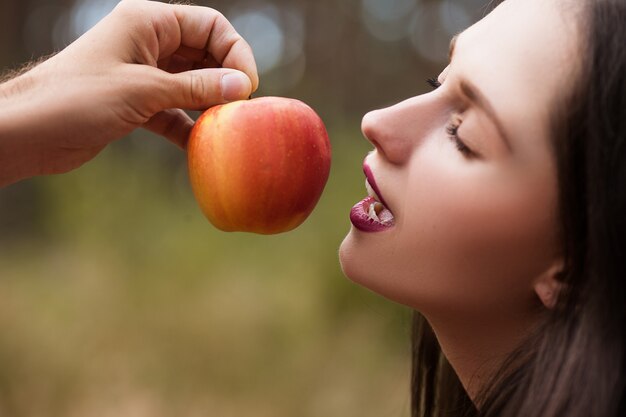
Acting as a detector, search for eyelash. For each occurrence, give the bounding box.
[426,78,474,158]
[426,78,441,89]
[446,119,472,156]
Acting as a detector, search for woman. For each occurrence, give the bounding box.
[339,0,626,416]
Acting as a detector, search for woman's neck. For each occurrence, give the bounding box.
[426,309,540,401]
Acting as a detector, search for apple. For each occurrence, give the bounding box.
[187,96,331,234]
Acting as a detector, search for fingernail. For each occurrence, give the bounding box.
[221,72,250,101]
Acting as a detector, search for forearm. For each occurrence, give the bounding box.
[0,59,103,187]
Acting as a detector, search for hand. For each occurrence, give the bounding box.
[0,0,258,187]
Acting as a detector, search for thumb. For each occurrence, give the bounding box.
[157,68,252,110]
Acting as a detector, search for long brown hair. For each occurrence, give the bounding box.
[411,0,626,415]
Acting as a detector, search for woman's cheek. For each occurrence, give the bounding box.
[404,160,558,315]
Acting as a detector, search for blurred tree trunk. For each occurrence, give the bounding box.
[1,0,76,69]
[0,0,25,69]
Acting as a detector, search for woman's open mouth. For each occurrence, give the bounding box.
[349,163,395,232]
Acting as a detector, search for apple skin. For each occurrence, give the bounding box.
[187,96,331,234]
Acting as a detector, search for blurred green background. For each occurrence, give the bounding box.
[0,0,486,415]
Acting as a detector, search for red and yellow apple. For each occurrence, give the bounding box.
[187,96,331,234]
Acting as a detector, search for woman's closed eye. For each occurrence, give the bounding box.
[426,78,478,159]
[446,115,474,157]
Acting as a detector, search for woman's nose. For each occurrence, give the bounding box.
[361,95,441,165]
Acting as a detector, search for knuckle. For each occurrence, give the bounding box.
[212,10,240,38]
[188,72,208,107]
[113,0,149,19]
[113,1,135,16]
[209,8,227,22]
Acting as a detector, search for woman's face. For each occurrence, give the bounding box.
[340,0,578,324]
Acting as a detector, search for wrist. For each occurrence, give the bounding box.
[0,72,45,186]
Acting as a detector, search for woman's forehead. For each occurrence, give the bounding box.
[457,0,578,73]
[448,0,581,149]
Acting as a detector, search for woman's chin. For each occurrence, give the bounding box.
[338,229,356,278]
[339,227,427,310]
[338,228,371,284]
[338,228,393,295]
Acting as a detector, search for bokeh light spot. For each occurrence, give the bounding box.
[231,7,285,74]
[409,1,471,64]
[362,0,416,22]
[361,0,416,42]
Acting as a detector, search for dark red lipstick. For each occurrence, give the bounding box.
[363,162,390,208]
[349,160,394,232]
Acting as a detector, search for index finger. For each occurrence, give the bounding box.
[174,5,259,92]
[150,2,259,92]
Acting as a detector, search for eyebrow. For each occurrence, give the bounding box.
[448,34,513,152]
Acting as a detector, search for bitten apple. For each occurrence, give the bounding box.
[187,97,331,234]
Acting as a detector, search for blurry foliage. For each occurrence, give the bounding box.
[0,0,487,415]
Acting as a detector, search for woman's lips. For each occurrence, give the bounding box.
[363,163,390,208]
[350,197,395,232]
[349,162,395,232]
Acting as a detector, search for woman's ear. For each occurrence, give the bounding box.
[533,260,565,309]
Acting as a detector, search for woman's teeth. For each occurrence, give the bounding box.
[368,201,384,222]
[364,179,393,224]
[365,179,381,202]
